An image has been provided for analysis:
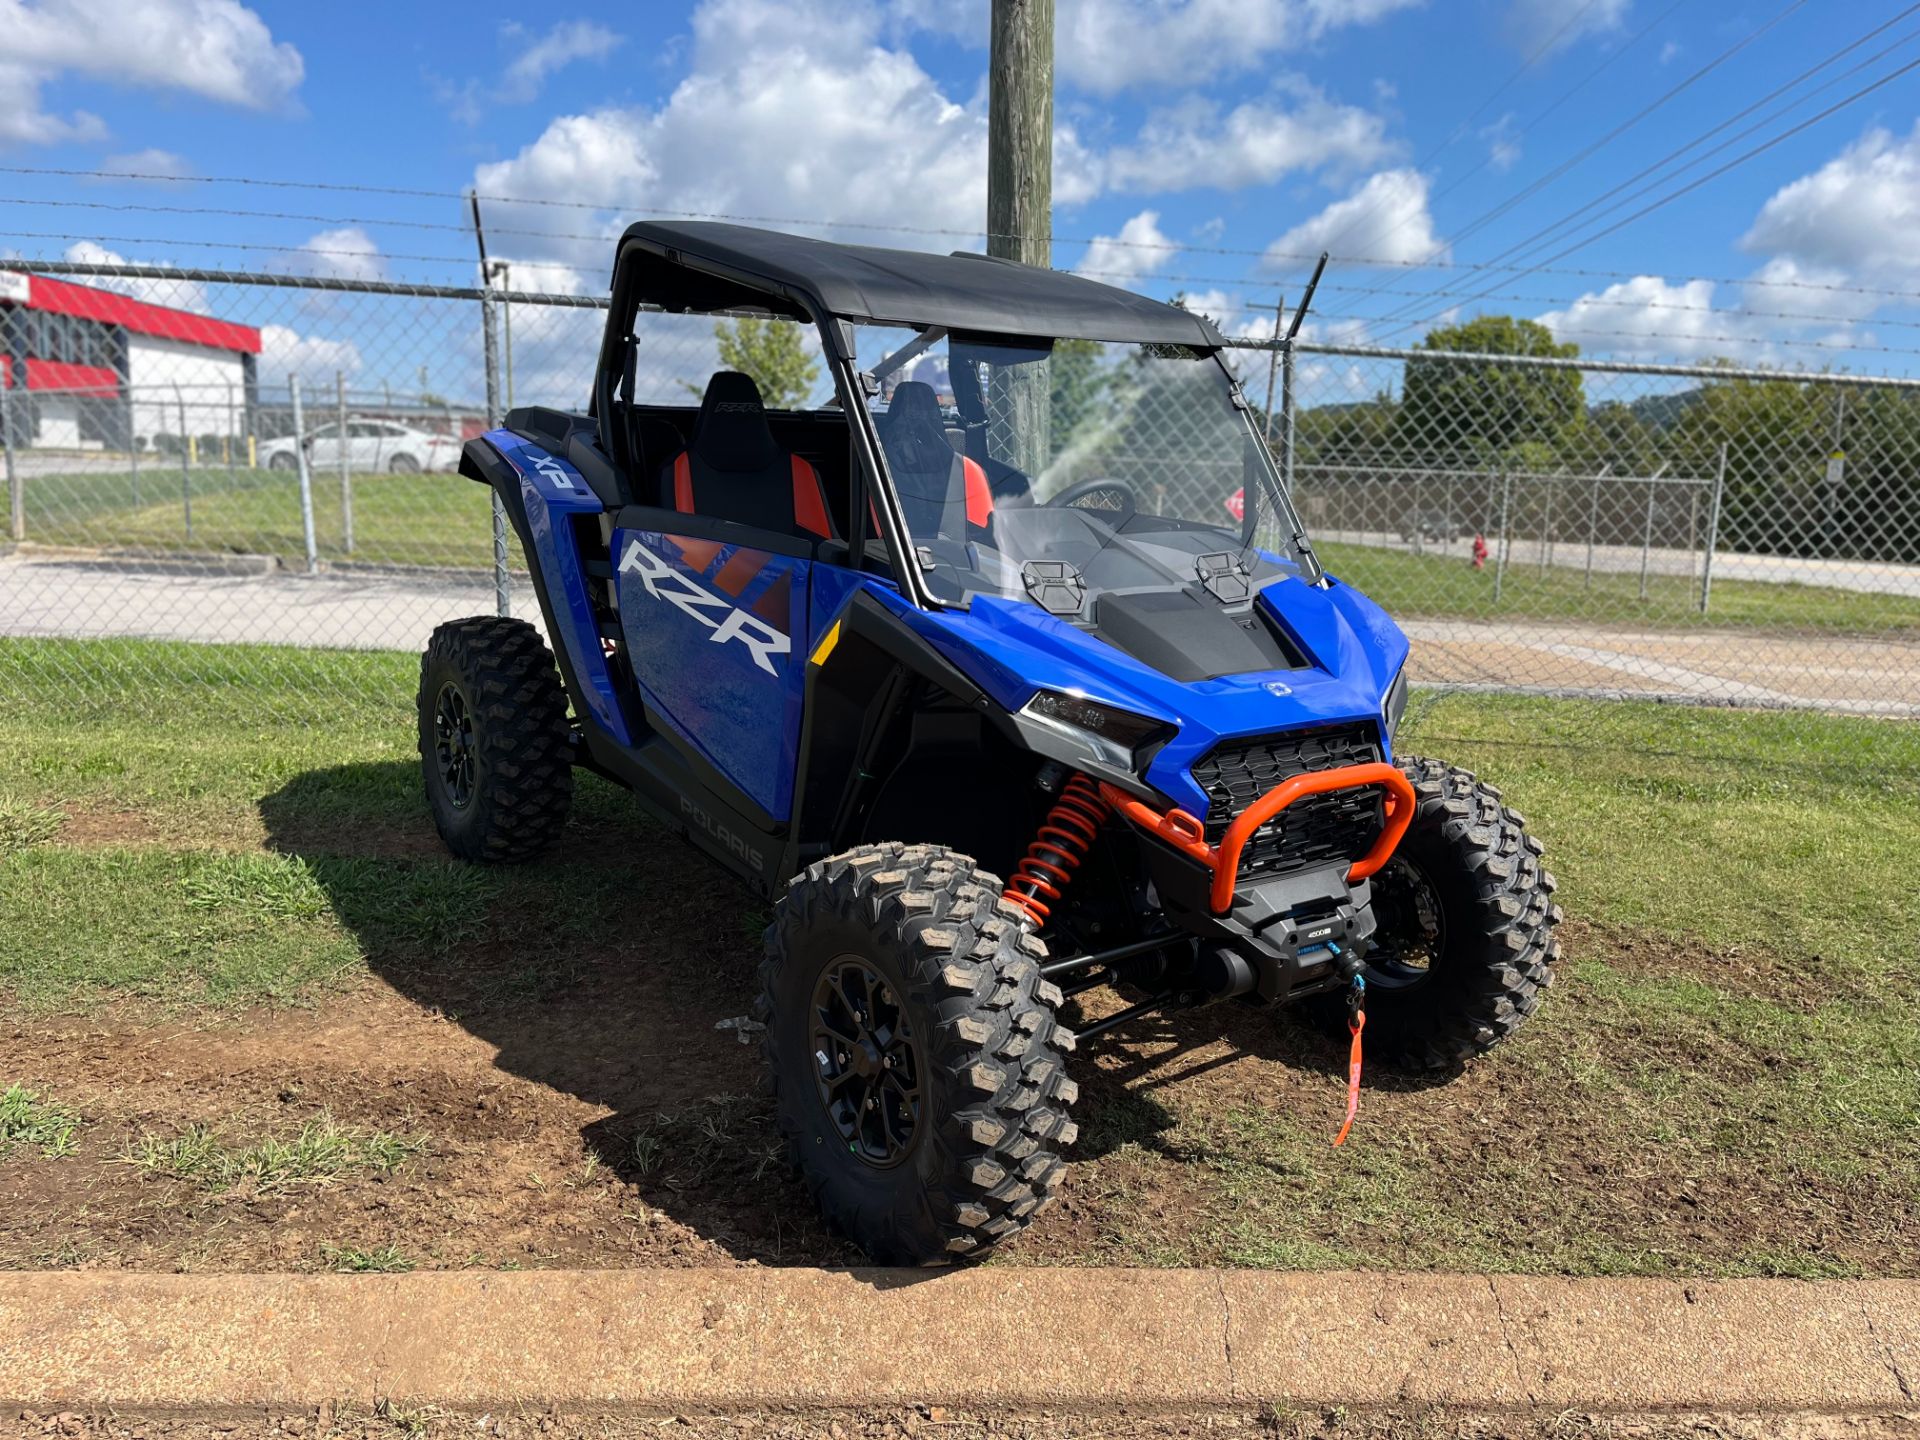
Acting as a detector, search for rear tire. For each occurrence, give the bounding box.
[417,615,573,864]
[758,843,1079,1264]
[1313,755,1562,1072]
[389,453,420,474]
[268,452,297,472]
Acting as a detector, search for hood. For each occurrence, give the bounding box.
[879,570,1409,818]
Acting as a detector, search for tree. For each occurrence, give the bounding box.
[1402,316,1585,463]
[712,316,820,410]
[1047,338,1106,460]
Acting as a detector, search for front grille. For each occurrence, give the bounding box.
[1190,722,1384,881]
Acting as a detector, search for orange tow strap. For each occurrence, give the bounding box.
[1332,975,1366,1148]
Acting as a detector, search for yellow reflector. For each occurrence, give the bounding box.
[810,619,842,667]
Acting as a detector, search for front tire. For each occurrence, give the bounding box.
[758,843,1079,1264]
[417,615,574,863]
[1316,755,1562,1071]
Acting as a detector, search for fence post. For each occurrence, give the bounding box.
[1492,466,1512,605]
[1539,473,1555,576]
[1,378,20,542]
[129,409,140,509]
[290,374,318,576]
[225,384,237,483]
[1638,476,1656,601]
[1700,441,1727,614]
[336,370,354,556]
[481,289,510,617]
[1279,340,1298,500]
[1584,469,1603,589]
[174,384,193,542]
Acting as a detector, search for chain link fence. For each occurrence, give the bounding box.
[1,261,1915,767]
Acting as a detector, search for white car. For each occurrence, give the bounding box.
[263,419,462,473]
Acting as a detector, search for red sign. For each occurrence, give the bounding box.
[1225,487,1245,522]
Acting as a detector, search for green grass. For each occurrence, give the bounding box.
[322,1242,416,1273]
[1318,539,1920,635]
[2,634,1918,1276]
[19,465,1912,633]
[0,1085,81,1159]
[125,1113,425,1193]
[22,465,518,571]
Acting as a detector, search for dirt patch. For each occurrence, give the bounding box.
[2,913,1913,1276]
[49,808,164,849]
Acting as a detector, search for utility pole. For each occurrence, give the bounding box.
[987,0,1053,476]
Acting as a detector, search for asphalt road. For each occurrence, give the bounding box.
[2,549,1916,715]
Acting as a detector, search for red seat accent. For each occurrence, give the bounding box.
[961,456,993,527]
[672,452,693,513]
[791,455,831,539]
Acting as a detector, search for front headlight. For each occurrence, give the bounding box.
[1383,666,1410,743]
[1018,689,1171,772]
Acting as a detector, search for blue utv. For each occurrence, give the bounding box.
[422,222,1563,1264]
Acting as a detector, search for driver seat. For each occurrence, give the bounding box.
[880,382,992,539]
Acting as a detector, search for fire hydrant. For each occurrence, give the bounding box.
[1471,533,1489,570]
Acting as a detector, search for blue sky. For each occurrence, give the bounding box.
[6,0,1920,381]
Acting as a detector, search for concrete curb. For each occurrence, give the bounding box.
[1,1270,1916,1416]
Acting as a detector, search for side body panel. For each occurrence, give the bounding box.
[481,428,631,745]
[613,527,812,820]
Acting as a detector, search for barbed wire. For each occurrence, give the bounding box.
[2,161,1918,303]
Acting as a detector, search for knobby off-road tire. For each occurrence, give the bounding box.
[1317,755,1563,1072]
[417,615,573,864]
[758,843,1079,1265]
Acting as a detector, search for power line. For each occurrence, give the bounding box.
[1372,48,1920,341]
[1298,0,1691,290]
[1368,8,1920,328]
[1348,0,1813,312]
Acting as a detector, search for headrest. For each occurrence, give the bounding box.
[883,381,953,474]
[886,381,945,431]
[691,371,779,472]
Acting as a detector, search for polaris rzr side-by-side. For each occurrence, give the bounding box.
[421,222,1563,1264]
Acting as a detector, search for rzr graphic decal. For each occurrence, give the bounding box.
[618,535,792,676]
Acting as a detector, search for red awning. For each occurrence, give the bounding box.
[13,273,261,355]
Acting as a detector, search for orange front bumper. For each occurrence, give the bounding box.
[1099,761,1417,915]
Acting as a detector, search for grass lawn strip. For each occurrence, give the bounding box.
[0,636,1914,1276]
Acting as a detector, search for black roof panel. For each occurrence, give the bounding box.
[619,221,1224,347]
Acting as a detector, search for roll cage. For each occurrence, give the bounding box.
[589,221,1321,613]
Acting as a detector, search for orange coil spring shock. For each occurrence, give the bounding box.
[1002,773,1111,928]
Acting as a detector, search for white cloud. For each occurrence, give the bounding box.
[259,323,362,383]
[1742,124,1920,284]
[1097,87,1393,194]
[1052,0,1425,95]
[1503,0,1629,55]
[477,0,1404,264]
[0,0,302,144]
[61,240,207,314]
[1261,169,1443,270]
[475,0,992,259]
[1482,115,1521,173]
[300,227,385,284]
[90,148,194,183]
[441,19,625,123]
[1533,272,1868,365]
[501,19,624,99]
[1658,39,1681,64]
[1073,211,1178,284]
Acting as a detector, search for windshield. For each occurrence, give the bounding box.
[852,326,1321,613]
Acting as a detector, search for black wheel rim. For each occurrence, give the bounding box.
[810,956,923,1168]
[1365,855,1445,990]
[432,681,477,809]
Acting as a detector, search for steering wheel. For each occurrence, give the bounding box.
[1049,478,1138,523]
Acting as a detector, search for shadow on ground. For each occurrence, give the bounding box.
[259,759,1400,1263]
